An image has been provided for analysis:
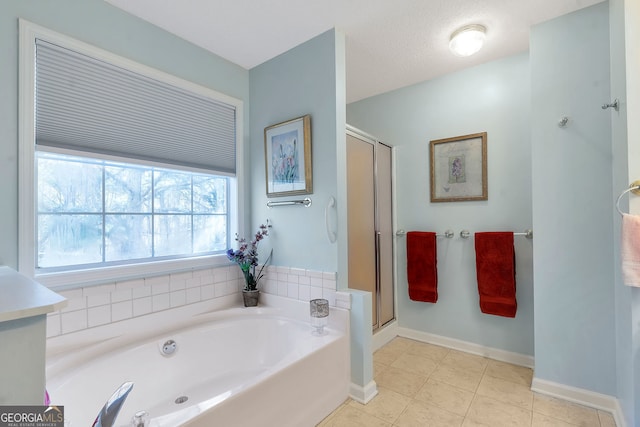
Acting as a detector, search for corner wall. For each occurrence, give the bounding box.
[530,2,616,396]
[249,29,345,273]
[611,0,640,424]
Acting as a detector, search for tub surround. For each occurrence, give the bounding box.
[46,264,340,338]
[0,267,66,405]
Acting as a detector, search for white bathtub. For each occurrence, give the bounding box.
[46,294,350,427]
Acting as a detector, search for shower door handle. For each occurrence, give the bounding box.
[375,231,381,328]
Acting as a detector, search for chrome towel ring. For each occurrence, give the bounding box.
[616,181,640,216]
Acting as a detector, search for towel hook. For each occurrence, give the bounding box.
[616,180,640,216]
[558,116,569,128]
[602,99,619,111]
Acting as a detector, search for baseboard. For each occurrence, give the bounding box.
[349,380,378,404]
[531,377,626,427]
[397,327,534,368]
[372,320,398,352]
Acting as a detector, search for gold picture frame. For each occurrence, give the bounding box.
[430,132,487,202]
[264,115,312,197]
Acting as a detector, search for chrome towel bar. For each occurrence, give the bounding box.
[267,197,312,208]
[397,229,533,239]
[396,229,454,238]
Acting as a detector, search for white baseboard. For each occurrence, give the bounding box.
[531,377,626,427]
[397,327,534,368]
[349,380,378,404]
[372,320,398,352]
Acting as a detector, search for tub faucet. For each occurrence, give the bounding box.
[92,382,134,427]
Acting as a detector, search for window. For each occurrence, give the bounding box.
[37,151,229,272]
[19,20,244,288]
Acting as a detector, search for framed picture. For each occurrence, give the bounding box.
[264,115,312,197]
[430,132,487,202]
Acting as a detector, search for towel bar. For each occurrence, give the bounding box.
[398,229,533,239]
[396,229,454,238]
[267,197,312,208]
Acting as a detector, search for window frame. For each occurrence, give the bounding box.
[19,20,245,290]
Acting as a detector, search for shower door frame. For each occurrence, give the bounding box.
[346,125,396,331]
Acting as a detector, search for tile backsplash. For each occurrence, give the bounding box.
[47,265,339,338]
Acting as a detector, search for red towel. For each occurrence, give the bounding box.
[406,232,437,303]
[474,232,517,317]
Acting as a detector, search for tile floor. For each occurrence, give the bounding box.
[318,337,617,427]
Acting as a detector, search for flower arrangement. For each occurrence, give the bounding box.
[226,224,271,291]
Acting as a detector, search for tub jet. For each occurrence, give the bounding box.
[175,396,188,404]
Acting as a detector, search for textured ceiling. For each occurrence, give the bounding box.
[105,0,604,103]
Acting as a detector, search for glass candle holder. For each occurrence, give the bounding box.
[310,298,329,336]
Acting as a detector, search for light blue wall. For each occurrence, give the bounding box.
[531,2,616,395]
[610,0,640,424]
[0,0,249,268]
[249,29,345,272]
[0,0,250,269]
[609,0,633,422]
[347,53,534,356]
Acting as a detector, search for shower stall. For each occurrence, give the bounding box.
[346,125,394,330]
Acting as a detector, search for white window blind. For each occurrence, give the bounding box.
[35,39,236,174]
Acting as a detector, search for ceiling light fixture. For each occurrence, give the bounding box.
[449,24,486,57]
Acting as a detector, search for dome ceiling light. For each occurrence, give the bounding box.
[449,24,486,57]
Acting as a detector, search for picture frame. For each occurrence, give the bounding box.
[430,132,487,202]
[264,115,312,197]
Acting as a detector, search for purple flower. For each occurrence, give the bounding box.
[226,225,272,291]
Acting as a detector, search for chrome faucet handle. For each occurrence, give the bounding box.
[92,382,134,427]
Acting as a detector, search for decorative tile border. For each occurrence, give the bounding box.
[46,264,340,338]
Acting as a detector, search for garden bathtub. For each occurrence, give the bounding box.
[46,297,350,427]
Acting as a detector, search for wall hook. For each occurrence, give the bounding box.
[601,98,619,111]
[558,116,569,128]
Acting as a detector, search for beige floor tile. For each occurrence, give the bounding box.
[429,363,484,392]
[394,400,464,427]
[374,361,389,378]
[318,405,392,427]
[374,348,401,366]
[324,340,609,427]
[484,359,533,386]
[533,394,602,426]
[374,345,404,366]
[348,386,411,424]
[390,353,439,377]
[384,337,415,353]
[375,366,429,397]
[406,340,450,362]
[597,410,616,427]
[316,399,352,426]
[532,411,582,426]
[441,350,489,374]
[466,394,532,427]
[461,418,492,427]
[533,394,600,427]
[414,378,475,416]
[476,374,534,410]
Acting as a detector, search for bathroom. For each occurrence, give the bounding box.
[0,0,639,426]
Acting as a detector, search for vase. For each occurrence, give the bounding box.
[242,289,259,307]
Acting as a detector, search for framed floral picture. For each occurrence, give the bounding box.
[264,115,312,197]
[430,132,487,202]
